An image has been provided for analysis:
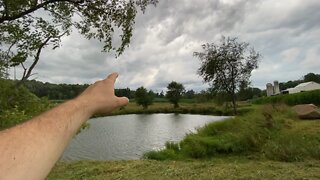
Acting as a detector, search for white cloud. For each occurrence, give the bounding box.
[9,0,320,91]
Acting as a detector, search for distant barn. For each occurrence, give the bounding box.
[282,81,320,94]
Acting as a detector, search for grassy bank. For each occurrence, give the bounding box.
[48,158,320,179]
[144,104,320,162]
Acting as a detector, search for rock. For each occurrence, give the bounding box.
[293,104,320,119]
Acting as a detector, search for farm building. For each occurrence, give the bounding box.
[282,81,320,94]
[266,81,280,96]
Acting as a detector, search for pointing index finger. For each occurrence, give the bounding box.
[106,72,118,83]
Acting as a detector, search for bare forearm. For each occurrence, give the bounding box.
[0,99,92,180]
[0,73,128,179]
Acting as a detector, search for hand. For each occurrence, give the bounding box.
[76,73,129,115]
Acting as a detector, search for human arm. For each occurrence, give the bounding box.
[0,73,129,180]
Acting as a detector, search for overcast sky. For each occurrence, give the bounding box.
[11,0,320,92]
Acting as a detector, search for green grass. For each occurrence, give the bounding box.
[47,158,320,179]
[144,104,320,162]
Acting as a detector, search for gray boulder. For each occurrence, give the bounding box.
[293,104,320,119]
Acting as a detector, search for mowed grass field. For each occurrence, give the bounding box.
[48,158,320,179]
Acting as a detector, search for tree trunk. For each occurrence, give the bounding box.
[231,92,237,115]
[174,103,179,108]
[230,66,237,115]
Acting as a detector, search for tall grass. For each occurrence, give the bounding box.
[144,104,320,162]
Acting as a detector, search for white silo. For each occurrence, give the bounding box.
[273,81,280,95]
[266,83,274,97]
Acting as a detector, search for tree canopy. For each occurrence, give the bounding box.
[304,73,320,84]
[0,0,157,80]
[166,81,185,108]
[135,86,153,109]
[194,36,260,114]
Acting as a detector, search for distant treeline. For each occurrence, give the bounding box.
[22,80,165,100]
[20,72,319,101]
[22,80,200,101]
[23,80,90,100]
[22,80,265,102]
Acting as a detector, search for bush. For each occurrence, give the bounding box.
[0,79,51,129]
[143,149,178,160]
[0,106,30,128]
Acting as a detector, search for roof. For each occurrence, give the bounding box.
[295,81,318,88]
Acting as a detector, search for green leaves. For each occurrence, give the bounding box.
[135,86,153,109]
[0,0,158,80]
[166,81,185,108]
[194,36,261,113]
[10,52,27,66]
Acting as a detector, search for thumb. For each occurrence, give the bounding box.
[116,97,129,107]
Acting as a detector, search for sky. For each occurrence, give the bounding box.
[11,0,320,92]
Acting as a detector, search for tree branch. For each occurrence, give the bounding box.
[0,0,83,23]
[21,36,52,81]
[20,29,68,82]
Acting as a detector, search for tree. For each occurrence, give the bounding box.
[304,73,320,83]
[184,90,195,99]
[135,86,153,109]
[159,90,165,98]
[0,0,158,81]
[237,81,262,101]
[166,81,185,108]
[115,88,134,99]
[194,36,260,114]
[279,80,302,91]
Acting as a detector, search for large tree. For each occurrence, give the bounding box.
[166,81,185,108]
[194,36,260,114]
[0,0,157,81]
[135,86,153,109]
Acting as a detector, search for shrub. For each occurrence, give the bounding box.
[143,149,178,160]
[0,79,51,129]
[0,106,30,129]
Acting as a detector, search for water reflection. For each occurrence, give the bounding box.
[61,114,229,160]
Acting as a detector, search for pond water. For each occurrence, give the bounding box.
[61,114,229,160]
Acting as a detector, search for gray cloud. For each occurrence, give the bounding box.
[10,0,320,91]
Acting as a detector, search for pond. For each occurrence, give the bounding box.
[61,114,229,160]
